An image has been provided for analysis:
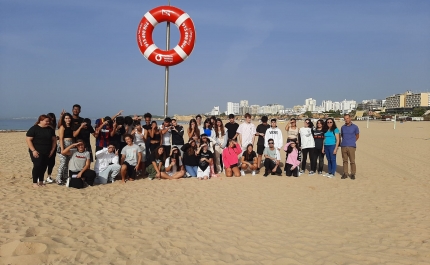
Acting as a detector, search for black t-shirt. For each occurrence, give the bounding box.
[72,117,84,131]
[171,125,185,145]
[313,129,324,149]
[198,150,213,171]
[77,125,95,147]
[26,125,55,155]
[150,152,165,165]
[225,122,239,140]
[256,123,270,145]
[242,150,257,163]
[181,143,199,166]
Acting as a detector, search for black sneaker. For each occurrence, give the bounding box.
[341,173,348,179]
[350,174,355,180]
[277,173,282,176]
[263,171,269,177]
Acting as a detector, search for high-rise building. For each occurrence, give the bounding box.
[227,102,240,115]
[305,98,317,111]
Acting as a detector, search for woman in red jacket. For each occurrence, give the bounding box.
[222,139,242,177]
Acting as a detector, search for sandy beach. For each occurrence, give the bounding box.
[0,120,429,265]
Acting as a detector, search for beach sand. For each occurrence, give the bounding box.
[0,121,429,264]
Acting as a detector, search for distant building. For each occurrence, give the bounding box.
[357,99,383,110]
[249,105,259,115]
[305,98,317,112]
[385,91,430,111]
[227,102,239,115]
[210,106,220,116]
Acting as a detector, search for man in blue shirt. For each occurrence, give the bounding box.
[340,114,360,180]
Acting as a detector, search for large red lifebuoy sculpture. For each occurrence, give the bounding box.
[137,6,196,67]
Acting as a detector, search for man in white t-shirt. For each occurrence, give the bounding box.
[160,117,172,155]
[235,113,257,151]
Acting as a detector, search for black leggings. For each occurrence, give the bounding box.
[311,148,324,172]
[47,151,56,175]
[29,151,50,183]
[301,148,315,171]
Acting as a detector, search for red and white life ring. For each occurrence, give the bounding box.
[137,6,196,67]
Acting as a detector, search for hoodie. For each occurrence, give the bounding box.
[264,127,283,150]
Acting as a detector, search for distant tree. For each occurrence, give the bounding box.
[412,107,426,117]
[303,111,313,118]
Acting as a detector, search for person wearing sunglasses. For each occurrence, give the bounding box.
[62,139,96,188]
[322,118,340,178]
[263,139,282,177]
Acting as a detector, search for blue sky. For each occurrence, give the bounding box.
[1,0,429,118]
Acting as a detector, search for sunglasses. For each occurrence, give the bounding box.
[327,121,333,124]
[269,142,274,144]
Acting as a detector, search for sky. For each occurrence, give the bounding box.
[1,0,429,118]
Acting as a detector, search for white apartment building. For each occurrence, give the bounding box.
[249,105,260,115]
[305,98,317,112]
[209,106,220,116]
[227,102,239,115]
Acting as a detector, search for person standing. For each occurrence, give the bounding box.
[26,115,56,188]
[187,119,200,144]
[322,118,340,178]
[132,121,147,176]
[235,113,256,152]
[73,118,96,162]
[264,119,283,151]
[142,113,153,155]
[298,119,315,175]
[171,118,185,154]
[149,121,161,153]
[284,118,299,143]
[56,113,74,185]
[341,114,360,180]
[255,116,270,172]
[195,114,204,133]
[311,119,325,175]
[160,117,173,155]
[225,114,239,140]
[44,112,57,184]
[213,118,228,173]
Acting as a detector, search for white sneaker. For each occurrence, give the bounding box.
[326,174,334,178]
[44,176,54,184]
[240,170,245,176]
[322,173,330,177]
[252,170,256,176]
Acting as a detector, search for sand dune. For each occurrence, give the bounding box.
[0,121,429,264]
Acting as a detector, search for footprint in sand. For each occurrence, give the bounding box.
[0,240,47,256]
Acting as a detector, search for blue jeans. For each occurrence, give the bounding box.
[185,165,198,177]
[324,145,337,175]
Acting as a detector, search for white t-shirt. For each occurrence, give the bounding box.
[164,157,183,176]
[237,122,256,147]
[159,125,172,146]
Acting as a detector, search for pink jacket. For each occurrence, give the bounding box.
[283,142,300,168]
[222,145,242,168]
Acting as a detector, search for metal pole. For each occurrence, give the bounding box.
[164,0,171,118]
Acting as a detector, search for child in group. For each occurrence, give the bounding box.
[283,139,301,177]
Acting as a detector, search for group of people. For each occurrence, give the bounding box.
[26,104,360,188]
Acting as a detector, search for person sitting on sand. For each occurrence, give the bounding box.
[222,139,242,177]
[263,138,282,177]
[62,139,96,189]
[197,143,213,180]
[146,146,182,179]
[94,143,121,184]
[240,143,258,176]
[164,146,185,179]
[120,134,141,183]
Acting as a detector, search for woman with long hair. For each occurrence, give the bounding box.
[285,118,299,142]
[56,112,74,185]
[298,118,315,175]
[200,134,218,177]
[240,143,258,176]
[26,115,56,188]
[214,118,228,173]
[311,119,325,175]
[283,139,301,177]
[322,118,340,178]
[164,146,185,179]
[44,112,57,183]
[202,118,216,140]
[149,120,161,153]
[132,121,148,176]
[187,119,200,144]
[181,139,199,177]
[222,139,242,177]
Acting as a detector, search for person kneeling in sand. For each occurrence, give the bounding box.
[197,143,213,180]
[62,140,96,189]
[120,134,141,183]
[94,143,121,184]
[263,138,282,177]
